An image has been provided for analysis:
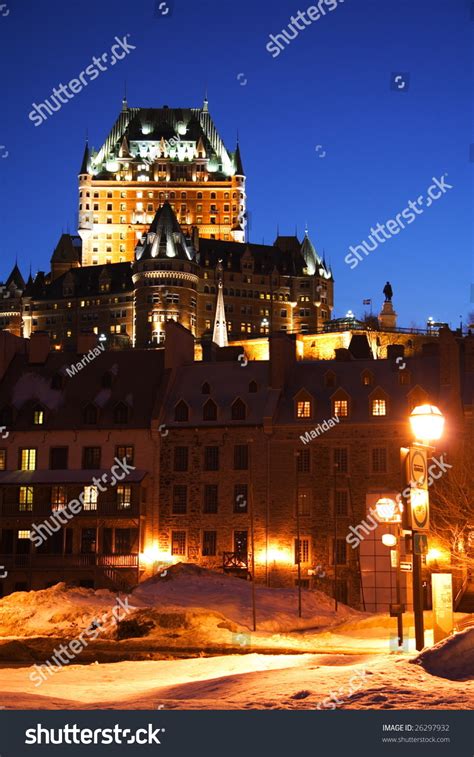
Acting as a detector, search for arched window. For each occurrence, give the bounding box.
[201,382,211,394]
[174,400,189,422]
[83,404,98,425]
[114,402,128,424]
[231,398,246,420]
[248,381,257,393]
[203,399,217,421]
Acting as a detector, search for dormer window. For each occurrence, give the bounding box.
[371,398,387,417]
[201,382,211,395]
[297,400,311,419]
[231,398,246,421]
[361,370,373,386]
[33,406,44,425]
[51,373,64,390]
[83,404,98,425]
[333,399,348,418]
[174,400,189,422]
[114,403,128,424]
[324,370,337,388]
[248,381,257,393]
[203,399,217,421]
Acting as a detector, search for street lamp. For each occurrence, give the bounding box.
[376,496,403,649]
[404,404,445,651]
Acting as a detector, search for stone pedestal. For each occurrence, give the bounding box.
[378,300,397,330]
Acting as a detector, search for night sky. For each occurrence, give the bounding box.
[0,0,471,327]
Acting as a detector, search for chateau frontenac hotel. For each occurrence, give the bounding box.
[0,101,472,614]
[0,99,334,347]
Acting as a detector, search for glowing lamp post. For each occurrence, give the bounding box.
[404,404,445,650]
[376,497,404,648]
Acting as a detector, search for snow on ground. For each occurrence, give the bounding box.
[414,627,474,680]
[0,652,473,710]
[132,563,357,632]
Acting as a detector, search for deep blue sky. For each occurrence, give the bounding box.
[0,0,472,327]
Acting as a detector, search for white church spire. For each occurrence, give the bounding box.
[212,260,228,347]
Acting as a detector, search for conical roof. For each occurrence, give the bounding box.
[5,263,25,290]
[135,202,194,261]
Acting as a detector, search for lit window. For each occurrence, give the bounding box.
[19,486,33,511]
[297,490,311,516]
[171,530,186,556]
[33,408,44,425]
[51,485,67,511]
[297,400,311,419]
[0,449,5,470]
[18,530,31,540]
[334,400,348,417]
[20,448,36,471]
[372,399,387,416]
[117,484,131,509]
[294,537,310,564]
[83,485,98,511]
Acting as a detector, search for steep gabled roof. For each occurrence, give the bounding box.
[5,263,25,291]
[79,141,90,174]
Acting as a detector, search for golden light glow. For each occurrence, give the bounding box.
[140,545,173,565]
[381,533,397,547]
[256,546,292,565]
[409,404,445,442]
[375,497,400,522]
[426,547,450,565]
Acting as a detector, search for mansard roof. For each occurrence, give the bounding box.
[26,262,133,301]
[135,202,194,262]
[90,104,237,180]
[199,238,308,277]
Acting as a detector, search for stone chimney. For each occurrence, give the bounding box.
[28,331,50,364]
[0,331,27,380]
[269,333,295,389]
[165,321,194,371]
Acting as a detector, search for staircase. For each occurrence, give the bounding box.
[103,567,134,593]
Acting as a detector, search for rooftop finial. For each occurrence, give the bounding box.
[122,81,128,111]
[203,87,209,112]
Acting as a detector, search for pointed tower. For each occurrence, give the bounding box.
[133,203,199,347]
[212,260,228,347]
[78,140,93,265]
[231,139,246,243]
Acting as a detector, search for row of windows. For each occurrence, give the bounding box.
[3,527,137,555]
[80,191,243,201]
[296,397,388,419]
[174,398,249,422]
[13,484,131,511]
[173,444,250,471]
[0,446,134,472]
[296,447,387,474]
[1,403,132,428]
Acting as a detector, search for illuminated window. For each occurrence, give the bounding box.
[51,485,67,511]
[297,400,311,419]
[19,486,33,511]
[19,448,36,471]
[18,530,31,540]
[117,484,131,510]
[294,537,310,564]
[33,407,44,425]
[333,400,348,417]
[0,449,6,470]
[83,486,98,511]
[171,530,186,556]
[371,399,387,416]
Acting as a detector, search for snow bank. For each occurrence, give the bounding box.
[132,562,357,632]
[413,627,474,680]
